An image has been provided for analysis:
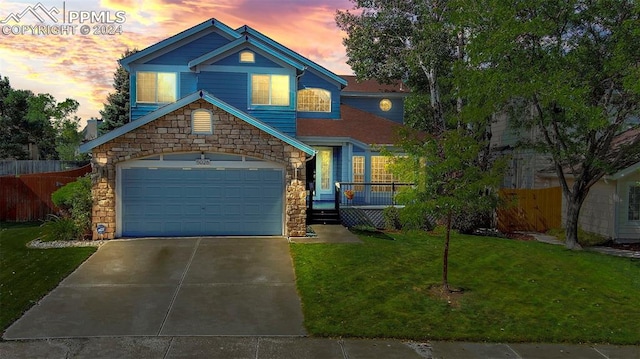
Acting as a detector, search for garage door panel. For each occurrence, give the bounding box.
[121,167,283,237]
[203,204,223,215]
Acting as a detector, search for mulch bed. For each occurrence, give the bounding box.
[505,232,536,241]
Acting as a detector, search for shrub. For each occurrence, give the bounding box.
[50,175,92,240]
[399,207,435,231]
[384,205,435,232]
[383,206,402,230]
[43,215,80,241]
[452,209,493,234]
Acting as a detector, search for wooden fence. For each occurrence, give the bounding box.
[497,187,562,233]
[0,165,92,222]
[0,160,89,176]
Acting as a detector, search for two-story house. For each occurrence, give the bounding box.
[80,19,408,240]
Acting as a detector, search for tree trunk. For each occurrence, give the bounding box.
[565,194,585,250]
[443,209,452,292]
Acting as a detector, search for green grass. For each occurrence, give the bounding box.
[547,227,609,247]
[291,229,640,344]
[0,222,96,332]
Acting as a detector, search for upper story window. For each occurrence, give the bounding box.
[297,88,331,112]
[136,72,176,103]
[240,50,255,63]
[251,74,290,106]
[191,109,213,134]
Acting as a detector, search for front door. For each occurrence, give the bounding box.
[315,147,333,200]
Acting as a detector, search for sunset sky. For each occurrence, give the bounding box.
[0,0,355,127]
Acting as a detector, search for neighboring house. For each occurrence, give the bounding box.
[536,128,640,241]
[81,118,102,142]
[490,112,553,189]
[79,19,408,239]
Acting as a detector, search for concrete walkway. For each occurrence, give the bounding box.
[3,237,305,339]
[529,233,640,259]
[289,224,362,243]
[1,336,638,358]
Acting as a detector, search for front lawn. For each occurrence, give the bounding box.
[0,222,96,332]
[291,229,640,344]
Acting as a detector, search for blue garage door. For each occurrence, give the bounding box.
[121,168,283,237]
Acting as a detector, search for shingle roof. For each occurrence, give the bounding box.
[297,105,403,145]
[340,75,409,94]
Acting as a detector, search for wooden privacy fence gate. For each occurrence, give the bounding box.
[0,165,91,222]
[497,187,562,233]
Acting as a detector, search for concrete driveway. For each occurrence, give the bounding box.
[3,237,306,339]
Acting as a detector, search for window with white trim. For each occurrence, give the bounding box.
[136,72,176,103]
[251,74,290,106]
[352,156,364,191]
[240,50,255,63]
[629,185,640,221]
[297,88,331,112]
[191,109,213,134]
[371,156,394,192]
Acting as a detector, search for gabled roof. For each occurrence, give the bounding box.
[611,161,640,180]
[119,19,347,89]
[79,90,315,156]
[119,19,240,70]
[297,105,403,145]
[188,35,305,71]
[240,25,348,88]
[537,126,640,180]
[341,75,409,95]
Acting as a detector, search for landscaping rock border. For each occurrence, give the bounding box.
[27,238,108,249]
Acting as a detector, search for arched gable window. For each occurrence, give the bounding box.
[191,109,213,134]
[297,88,331,112]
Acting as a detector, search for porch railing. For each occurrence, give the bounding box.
[335,182,414,209]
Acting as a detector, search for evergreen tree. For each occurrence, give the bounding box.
[99,49,138,135]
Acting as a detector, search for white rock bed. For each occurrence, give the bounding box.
[27,238,108,249]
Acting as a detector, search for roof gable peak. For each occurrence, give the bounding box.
[119,18,240,70]
[240,25,347,88]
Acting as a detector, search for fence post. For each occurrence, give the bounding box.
[334,182,340,211]
[392,182,396,205]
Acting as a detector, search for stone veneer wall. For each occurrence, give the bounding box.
[90,99,307,239]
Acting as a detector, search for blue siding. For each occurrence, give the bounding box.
[214,50,283,68]
[333,147,342,182]
[341,97,404,124]
[197,72,247,110]
[297,71,340,119]
[180,72,197,97]
[147,32,231,65]
[131,105,159,121]
[247,109,296,137]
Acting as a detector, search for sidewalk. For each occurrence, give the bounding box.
[1,336,638,358]
[529,233,640,259]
